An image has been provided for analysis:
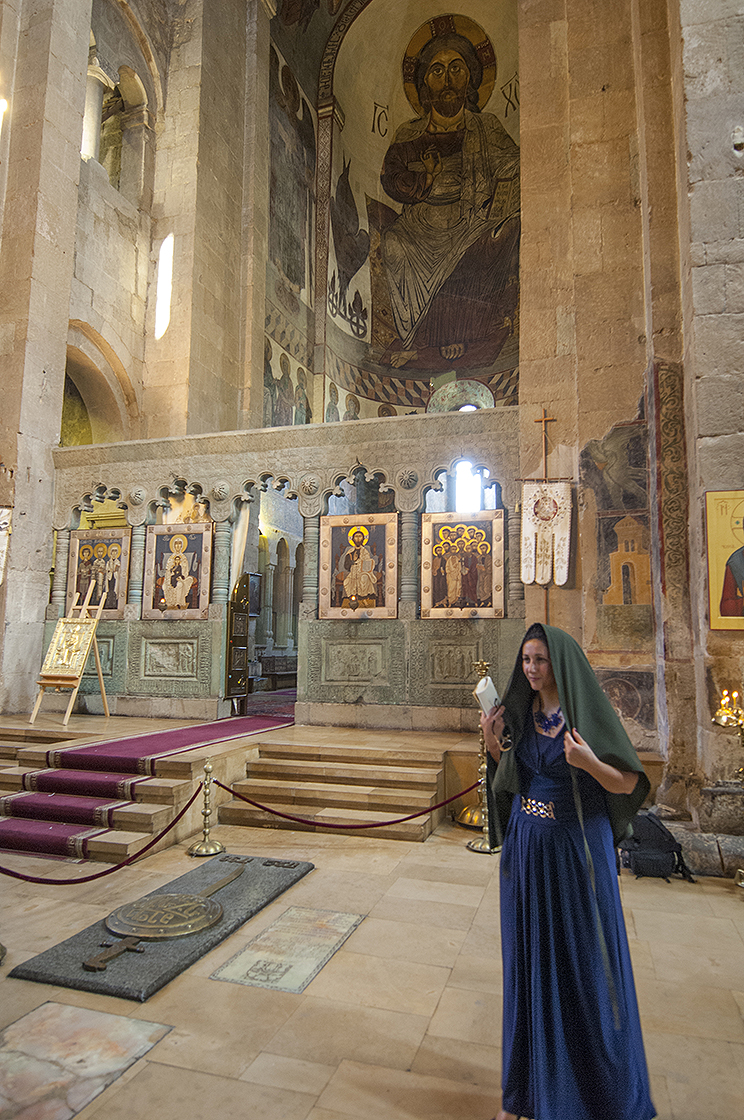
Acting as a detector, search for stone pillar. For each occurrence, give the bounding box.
[508,506,524,607]
[399,510,419,620]
[286,565,296,646]
[211,520,232,604]
[302,514,320,615]
[49,529,70,618]
[260,563,275,648]
[125,524,146,619]
[0,0,93,712]
[119,105,155,211]
[81,67,108,161]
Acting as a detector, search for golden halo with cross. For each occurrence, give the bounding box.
[347,525,369,546]
[402,14,497,117]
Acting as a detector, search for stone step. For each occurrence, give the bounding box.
[252,738,447,768]
[218,798,429,841]
[233,777,437,812]
[248,757,442,789]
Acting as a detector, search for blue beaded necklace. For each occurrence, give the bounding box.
[533,706,564,732]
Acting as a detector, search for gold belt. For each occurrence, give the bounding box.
[520,796,556,819]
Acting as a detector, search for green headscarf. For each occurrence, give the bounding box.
[487,623,650,846]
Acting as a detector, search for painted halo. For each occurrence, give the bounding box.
[169,534,188,553]
[347,525,369,546]
[403,14,496,117]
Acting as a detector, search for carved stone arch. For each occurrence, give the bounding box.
[65,321,141,444]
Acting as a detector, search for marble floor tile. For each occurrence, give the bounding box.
[264,997,428,1068]
[410,1034,502,1088]
[240,1052,335,1095]
[368,893,478,930]
[636,976,744,1042]
[384,875,486,908]
[446,951,502,994]
[129,976,302,1077]
[75,1060,316,1120]
[341,915,466,968]
[643,1030,744,1120]
[648,937,744,989]
[315,1058,497,1120]
[304,948,450,1016]
[631,907,744,952]
[426,985,501,1045]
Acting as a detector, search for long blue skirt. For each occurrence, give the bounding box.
[500,728,655,1120]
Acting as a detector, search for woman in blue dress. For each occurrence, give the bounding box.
[481,623,656,1120]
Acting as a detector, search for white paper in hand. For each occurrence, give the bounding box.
[473,675,500,714]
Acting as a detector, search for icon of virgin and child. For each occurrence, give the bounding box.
[378,15,520,370]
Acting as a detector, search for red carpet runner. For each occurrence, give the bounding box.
[0,712,294,859]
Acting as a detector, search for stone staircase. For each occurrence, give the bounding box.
[219,738,447,841]
[0,728,248,862]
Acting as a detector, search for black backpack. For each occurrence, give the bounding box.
[619,812,696,883]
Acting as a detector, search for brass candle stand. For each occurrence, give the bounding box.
[711,689,744,893]
[187,759,226,856]
[460,659,500,854]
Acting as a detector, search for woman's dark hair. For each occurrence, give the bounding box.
[523,622,547,646]
[415,33,482,113]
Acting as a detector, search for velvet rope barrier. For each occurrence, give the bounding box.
[213,778,480,830]
[0,781,204,885]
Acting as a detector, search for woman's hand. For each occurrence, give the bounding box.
[480,704,505,760]
[564,727,639,795]
[563,727,596,771]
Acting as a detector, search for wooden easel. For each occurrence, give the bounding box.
[29,581,110,725]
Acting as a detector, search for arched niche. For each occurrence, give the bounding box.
[64,321,142,445]
[318,0,520,422]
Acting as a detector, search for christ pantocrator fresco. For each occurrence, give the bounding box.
[379,15,520,370]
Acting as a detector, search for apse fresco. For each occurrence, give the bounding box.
[268,2,520,419]
[268,44,316,314]
[264,338,313,428]
[326,2,520,414]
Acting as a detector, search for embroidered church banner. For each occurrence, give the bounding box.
[521,482,572,586]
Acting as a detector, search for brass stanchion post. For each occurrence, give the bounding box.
[188,760,226,856]
[459,659,500,854]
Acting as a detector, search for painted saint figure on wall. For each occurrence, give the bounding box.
[379,16,520,369]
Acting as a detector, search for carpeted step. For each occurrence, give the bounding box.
[219,798,429,840]
[0,791,171,832]
[0,766,196,806]
[15,714,294,775]
[0,817,151,860]
[247,757,441,788]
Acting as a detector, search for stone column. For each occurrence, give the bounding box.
[260,563,275,648]
[0,0,93,712]
[49,529,70,618]
[211,520,232,604]
[119,105,155,211]
[81,66,108,161]
[302,514,320,615]
[399,510,419,620]
[125,525,146,619]
[508,506,524,606]
[286,566,296,646]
